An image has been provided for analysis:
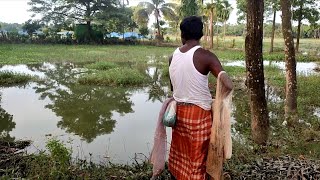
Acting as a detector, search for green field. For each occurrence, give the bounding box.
[0,39,319,66]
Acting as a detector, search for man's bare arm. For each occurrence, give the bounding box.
[206,51,233,92]
[169,55,173,92]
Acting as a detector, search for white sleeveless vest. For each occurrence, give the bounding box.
[169,46,213,110]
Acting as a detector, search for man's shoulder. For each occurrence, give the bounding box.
[195,47,219,61]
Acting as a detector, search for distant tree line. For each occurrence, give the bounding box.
[0,0,319,45]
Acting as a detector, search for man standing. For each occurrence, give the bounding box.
[168,16,233,180]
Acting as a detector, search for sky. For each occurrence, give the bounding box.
[0,0,277,25]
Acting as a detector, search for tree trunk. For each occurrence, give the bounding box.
[216,25,219,48]
[280,0,298,122]
[155,13,161,41]
[295,3,303,52]
[269,9,276,53]
[245,0,269,145]
[223,20,226,47]
[209,10,214,49]
[296,19,301,52]
[86,20,92,42]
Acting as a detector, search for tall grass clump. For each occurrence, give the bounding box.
[0,71,32,86]
[78,68,146,86]
[84,61,118,70]
[25,139,72,179]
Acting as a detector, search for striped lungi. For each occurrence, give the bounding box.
[168,103,212,180]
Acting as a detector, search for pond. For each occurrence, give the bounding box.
[0,63,172,164]
[0,61,318,164]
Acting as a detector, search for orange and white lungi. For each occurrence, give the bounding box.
[168,104,212,180]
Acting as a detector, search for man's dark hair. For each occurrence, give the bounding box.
[180,16,203,41]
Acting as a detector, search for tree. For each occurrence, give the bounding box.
[133,6,149,28]
[97,7,136,34]
[280,0,297,122]
[28,0,119,41]
[164,3,180,40]
[135,0,176,40]
[292,0,320,52]
[217,0,233,47]
[204,2,217,49]
[236,0,247,24]
[22,19,42,36]
[245,0,269,145]
[180,0,199,17]
[236,0,248,39]
[139,26,149,38]
[265,0,280,52]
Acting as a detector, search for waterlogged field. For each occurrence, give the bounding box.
[0,44,319,174]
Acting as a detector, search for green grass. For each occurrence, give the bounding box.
[0,44,174,65]
[84,61,118,70]
[0,43,318,67]
[0,71,32,86]
[0,139,163,179]
[78,68,147,86]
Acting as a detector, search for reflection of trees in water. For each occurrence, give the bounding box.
[0,93,15,141]
[48,86,133,143]
[31,63,134,143]
[231,82,285,140]
[232,88,251,137]
[145,66,170,103]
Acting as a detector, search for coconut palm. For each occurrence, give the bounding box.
[204,2,217,48]
[217,0,233,46]
[135,0,177,40]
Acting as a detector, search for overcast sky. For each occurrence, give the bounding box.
[0,0,278,25]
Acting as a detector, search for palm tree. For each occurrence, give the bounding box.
[217,0,233,47]
[204,3,217,49]
[136,0,177,40]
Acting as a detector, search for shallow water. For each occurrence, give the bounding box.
[223,60,319,75]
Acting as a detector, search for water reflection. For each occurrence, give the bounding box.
[0,93,15,141]
[25,63,134,143]
[146,67,170,102]
[224,61,319,75]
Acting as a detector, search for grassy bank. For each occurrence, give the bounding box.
[0,139,170,179]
